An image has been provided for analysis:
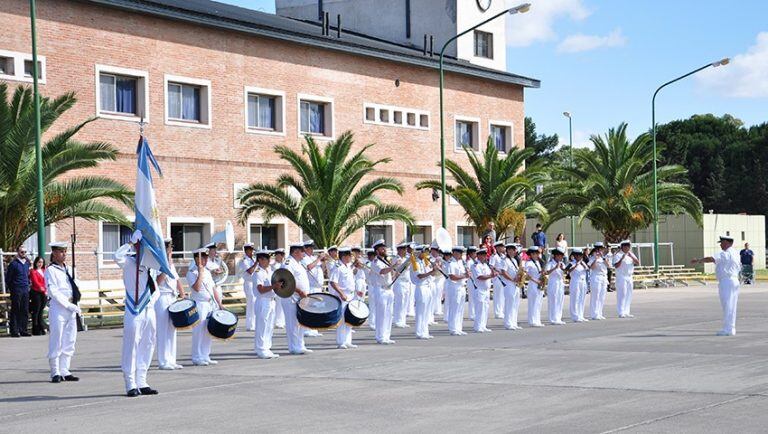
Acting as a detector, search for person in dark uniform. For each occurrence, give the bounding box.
[5,245,31,337]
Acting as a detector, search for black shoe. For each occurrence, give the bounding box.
[51,375,63,383]
[10,333,20,338]
[139,387,158,395]
[63,375,79,382]
[20,332,31,337]
[126,388,140,397]
[41,330,46,335]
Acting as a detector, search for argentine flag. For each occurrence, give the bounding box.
[135,136,174,278]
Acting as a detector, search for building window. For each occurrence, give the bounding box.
[24,60,42,78]
[379,108,390,123]
[407,112,416,126]
[474,30,494,59]
[170,223,209,259]
[99,74,138,116]
[299,96,333,137]
[363,103,429,131]
[102,223,133,261]
[250,224,280,250]
[364,225,393,248]
[420,114,430,128]
[0,49,46,84]
[406,225,432,245]
[164,75,211,127]
[393,111,403,125]
[457,226,478,247]
[365,107,376,121]
[248,94,276,130]
[490,123,512,153]
[455,118,480,150]
[0,56,14,75]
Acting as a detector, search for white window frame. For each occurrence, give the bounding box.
[97,218,134,269]
[474,30,494,59]
[298,93,334,140]
[94,65,149,123]
[361,221,396,249]
[164,74,212,129]
[247,217,290,251]
[244,86,285,136]
[362,103,430,131]
[488,120,514,154]
[454,115,481,152]
[404,221,434,245]
[0,49,46,84]
[455,222,479,247]
[166,217,214,258]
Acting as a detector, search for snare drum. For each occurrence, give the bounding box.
[296,293,343,329]
[344,299,369,327]
[168,299,199,329]
[207,309,238,340]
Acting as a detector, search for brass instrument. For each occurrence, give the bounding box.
[385,255,413,289]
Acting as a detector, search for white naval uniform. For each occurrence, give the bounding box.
[502,256,521,329]
[407,257,416,317]
[490,253,506,318]
[252,266,277,356]
[302,254,325,294]
[568,260,589,322]
[410,257,433,338]
[364,260,377,328]
[155,262,181,368]
[187,265,216,364]
[471,261,492,332]
[466,257,477,320]
[613,252,637,317]
[445,259,467,334]
[281,259,310,353]
[546,259,566,324]
[430,254,445,319]
[392,255,411,327]
[271,261,286,328]
[714,247,741,335]
[525,260,544,327]
[117,255,159,392]
[45,263,79,378]
[206,257,224,301]
[370,257,395,343]
[237,255,257,331]
[330,262,356,347]
[588,256,609,320]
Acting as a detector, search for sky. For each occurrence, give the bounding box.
[217,0,767,148]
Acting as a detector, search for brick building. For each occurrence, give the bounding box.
[0,0,539,285]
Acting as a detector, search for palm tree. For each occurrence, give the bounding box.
[540,122,702,243]
[415,138,547,240]
[0,83,133,251]
[237,131,414,247]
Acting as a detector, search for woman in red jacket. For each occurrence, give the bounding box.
[29,256,47,335]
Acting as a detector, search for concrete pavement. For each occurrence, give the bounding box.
[1,284,767,433]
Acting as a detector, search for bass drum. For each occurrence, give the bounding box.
[168,299,199,329]
[207,309,238,340]
[344,299,369,327]
[297,293,342,329]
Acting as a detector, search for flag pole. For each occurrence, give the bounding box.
[135,118,144,304]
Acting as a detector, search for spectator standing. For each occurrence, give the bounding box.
[555,233,568,252]
[531,224,548,263]
[739,243,754,284]
[29,256,48,335]
[481,222,497,243]
[5,246,32,337]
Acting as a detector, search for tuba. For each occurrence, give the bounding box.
[209,221,234,286]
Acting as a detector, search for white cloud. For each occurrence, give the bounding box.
[556,28,626,53]
[505,0,590,47]
[696,32,768,98]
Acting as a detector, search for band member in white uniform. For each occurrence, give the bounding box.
[428,244,444,322]
[567,249,589,322]
[392,242,412,328]
[155,238,185,370]
[237,243,258,331]
[446,246,469,336]
[116,230,160,397]
[613,240,640,318]
[45,242,81,383]
[411,245,435,339]
[466,246,478,320]
[281,244,313,354]
[471,248,494,333]
[329,247,363,349]
[252,250,279,359]
[187,248,222,366]
[271,248,286,329]
[301,240,325,338]
[692,235,742,336]
[204,242,225,301]
[364,249,377,329]
[369,240,396,344]
[325,246,339,281]
[545,247,567,325]
[500,244,521,330]
[588,242,609,320]
[525,247,545,328]
[406,243,417,318]
[490,241,506,319]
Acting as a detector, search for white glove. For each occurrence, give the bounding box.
[67,304,82,315]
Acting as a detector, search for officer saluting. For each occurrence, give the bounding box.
[692,235,742,336]
[45,242,81,383]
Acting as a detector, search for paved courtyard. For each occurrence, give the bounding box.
[1,283,768,433]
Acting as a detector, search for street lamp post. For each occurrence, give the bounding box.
[563,111,575,246]
[438,2,531,228]
[30,0,46,256]
[651,58,729,272]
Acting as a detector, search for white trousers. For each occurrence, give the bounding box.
[569,278,587,321]
[527,284,544,326]
[274,298,285,328]
[367,283,377,327]
[447,285,466,333]
[393,280,410,326]
[547,278,565,324]
[244,282,255,331]
[433,279,444,316]
[47,308,77,377]
[503,284,520,329]
[414,284,432,338]
[615,275,633,317]
[336,300,352,347]
[444,284,455,328]
[493,278,505,317]
[122,306,156,391]
[719,279,740,334]
[191,301,213,363]
[467,283,477,320]
[254,297,276,355]
[473,289,490,331]
[280,298,306,353]
[154,293,178,367]
[375,287,394,342]
[589,277,608,319]
[407,280,416,317]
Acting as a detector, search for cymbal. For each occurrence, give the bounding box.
[271,268,296,298]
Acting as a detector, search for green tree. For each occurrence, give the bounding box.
[415,138,546,240]
[541,123,702,242]
[236,132,413,247]
[0,83,133,251]
[525,116,559,166]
